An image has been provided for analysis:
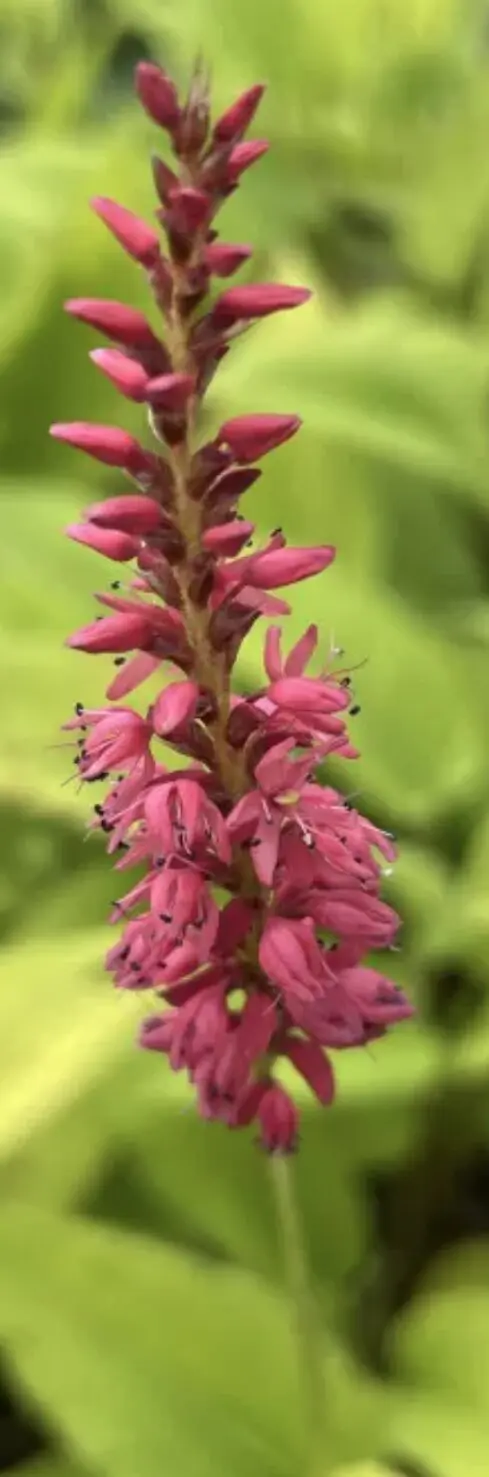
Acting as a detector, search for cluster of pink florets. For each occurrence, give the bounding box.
[52,60,412,1153]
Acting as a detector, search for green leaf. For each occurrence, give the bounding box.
[330,1466,395,1477]
[0,800,117,945]
[420,872,489,992]
[0,480,112,811]
[393,1246,489,1412]
[0,480,190,812]
[213,293,489,507]
[0,1205,305,1477]
[117,1099,367,1289]
[401,71,489,286]
[383,842,451,967]
[386,1388,489,1477]
[0,929,128,1164]
[0,1203,388,1475]
[21,1460,92,1477]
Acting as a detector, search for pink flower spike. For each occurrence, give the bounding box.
[257,1084,299,1154]
[152,680,199,734]
[57,59,410,1146]
[145,373,195,410]
[213,84,266,143]
[86,494,162,534]
[219,414,302,463]
[91,197,161,267]
[135,63,180,131]
[227,140,270,181]
[67,612,153,654]
[66,523,138,562]
[203,519,255,556]
[64,298,159,350]
[284,1038,335,1106]
[204,243,253,277]
[212,283,311,326]
[49,422,148,473]
[90,349,150,400]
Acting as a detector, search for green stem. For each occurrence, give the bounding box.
[270,1154,326,1477]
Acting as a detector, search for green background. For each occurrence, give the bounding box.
[1,1,489,1474]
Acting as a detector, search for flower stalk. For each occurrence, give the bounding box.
[271,1153,326,1477]
[51,58,413,1153]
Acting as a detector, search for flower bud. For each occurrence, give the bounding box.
[213,84,265,143]
[227,139,269,181]
[219,413,302,463]
[66,523,139,561]
[135,63,180,131]
[49,422,149,473]
[90,349,150,400]
[91,197,161,267]
[212,283,311,325]
[86,495,163,533]
[204,242,253,277]
[64,297,159,350]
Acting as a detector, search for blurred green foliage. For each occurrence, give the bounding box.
[1,0,489,1474]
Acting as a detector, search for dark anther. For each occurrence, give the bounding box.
[75,701,84,715]
[340,676,351,687]
[94,803,104,816]
[113,657,126,667]
[101,819,114,833]
[117,774,125,782]
[130,961,141,972]
[270,526,283,536]
[110,581,122,590]
[350,704,361,716]
[159,913,173,923]
[73,755,81,766]
[116,841,130,852]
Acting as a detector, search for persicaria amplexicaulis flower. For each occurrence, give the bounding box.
[53,59,413,1155]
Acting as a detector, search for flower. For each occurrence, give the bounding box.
[53,58,412,1155]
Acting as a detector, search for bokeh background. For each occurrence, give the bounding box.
[1,1,489,1475]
